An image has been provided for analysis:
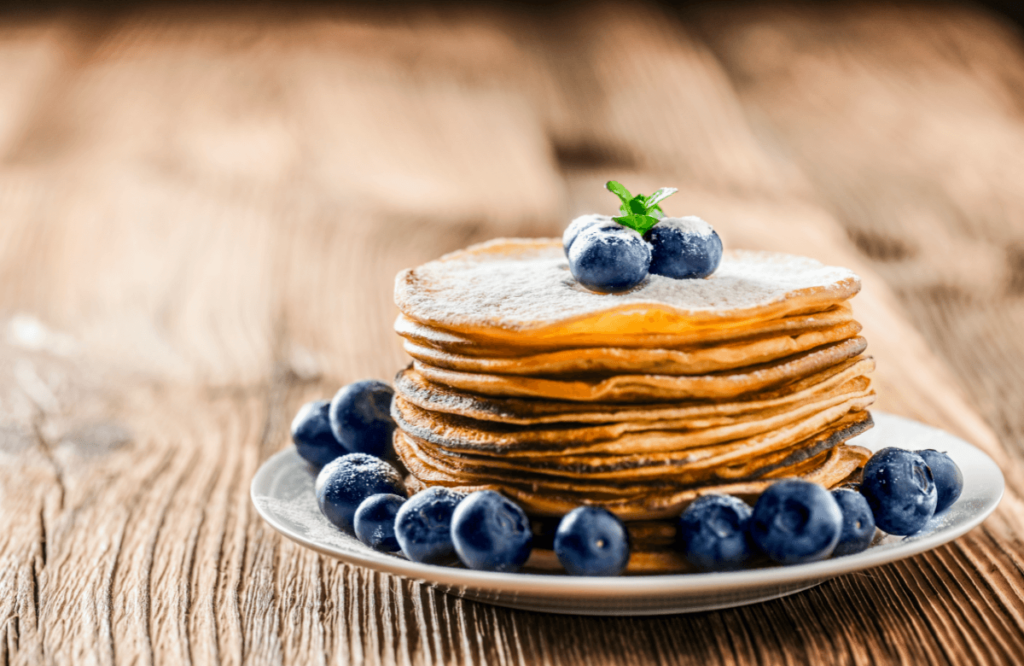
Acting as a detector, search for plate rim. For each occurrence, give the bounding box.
[251,411,1004,600]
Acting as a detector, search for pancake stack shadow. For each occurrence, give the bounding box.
[390,239,876,573]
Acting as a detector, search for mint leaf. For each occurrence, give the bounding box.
[644,187,677,209]
[634,214,661,235]
[613,213,661,236]
[605,180,633,208]
[626,196,647,216]
[612,214,641,233]
[606,182,678,234]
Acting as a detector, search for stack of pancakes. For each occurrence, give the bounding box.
[391,238,875,572]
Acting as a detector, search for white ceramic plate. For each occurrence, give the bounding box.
[251,412,1003,616]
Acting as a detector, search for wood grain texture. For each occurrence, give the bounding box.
[1,2,1023,664]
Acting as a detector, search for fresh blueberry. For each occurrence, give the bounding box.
[394,487,464,564]
[562,214,610,256]
[315,453,404,532]
[567,221,651,294]
[450,491,533,572]
[749,480,843,564]
[354,493,405,552]
[918,450,963,513]
[643,216,723,279]
[553,506,630,576]
[860,447,938,535]
[329,380,396,459]
[291,400,348,467]
[830,488,876,557]
[677,494,754,571]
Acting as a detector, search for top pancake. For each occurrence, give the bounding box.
[395,239,861,347]
[395,303,856,354]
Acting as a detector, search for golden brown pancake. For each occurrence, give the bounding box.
[396,406,872,482]
[399,418,873,521]
[403,320,862,376]
[524,518,746,574]
[394,356,875,425]
[394,303,857,356]
[392,381,874,454]
[523,546,695,575]
[412,338,867,402]
[395,240,861,348]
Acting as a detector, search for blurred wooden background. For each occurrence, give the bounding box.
[2,1,1024,663]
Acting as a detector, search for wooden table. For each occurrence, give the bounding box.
[2,2,1024,663]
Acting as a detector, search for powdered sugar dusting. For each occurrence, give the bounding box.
[658,216,714,238]
[563,214,612,250]
[396,239,859,331]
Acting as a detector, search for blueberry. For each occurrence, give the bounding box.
[290,400,348,467]
[553,506,630,576]
[315,453,404,532]
[643,216,723,279]
[329,380,396,459]
[567,222,651,294]
[450,491,533,572]
[918,450,963,513]
[830,489,876,557]
[394,487,464,564]
[677,494,754,571]
[562,214,609,256]
[354,493,405,552]
[860,447,938,535]
[750,480,843,564]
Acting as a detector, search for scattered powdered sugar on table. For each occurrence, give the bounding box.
[658,216,714,238]
[396,239,859,331]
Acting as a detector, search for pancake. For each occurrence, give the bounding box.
[403,320,862,376]
[394,356,875,425]
[447,440,870,574]
[394,303,856,356]
[525,519,738,574]
[402,433,872,506]
[412,338,867,402]
[391,379,874,454]
[395,239,861,348]
[524,546,695,575]
[400,421,873,521]
[396,405,872,481]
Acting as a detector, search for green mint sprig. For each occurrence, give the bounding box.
[605,181,678,235]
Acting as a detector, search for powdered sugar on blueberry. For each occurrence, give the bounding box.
[656,216,714,238]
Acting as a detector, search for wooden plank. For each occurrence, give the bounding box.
[0,16,85,160]
[688,0,1024,480]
